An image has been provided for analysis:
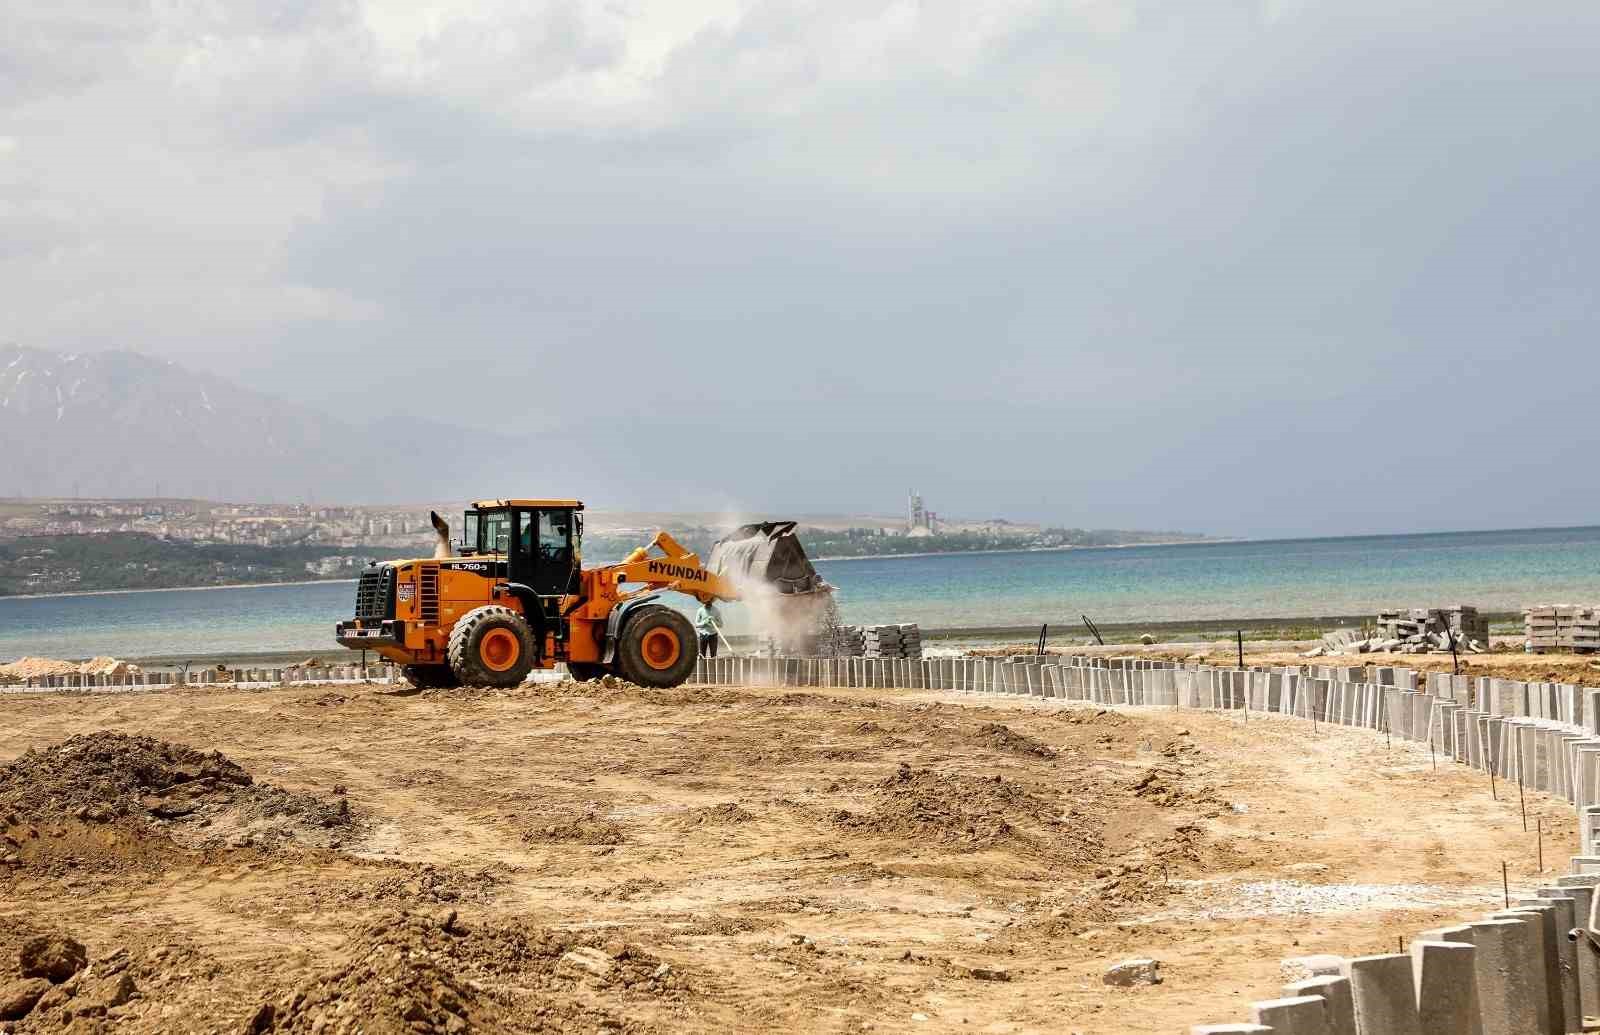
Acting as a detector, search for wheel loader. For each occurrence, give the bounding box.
[334,499,825,690]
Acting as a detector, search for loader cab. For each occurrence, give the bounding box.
[462,498,584,599]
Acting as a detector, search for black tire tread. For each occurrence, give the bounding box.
[447,605,538,688]
[613,605,698,689]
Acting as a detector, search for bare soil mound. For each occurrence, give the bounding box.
[251,911,680,1034]
[540,675,647,697]
[525,814,626,846]
[0,733,355,863]
[675,803,756,828]
[249,913,513,1034]
[1128,765,1220,808]
[831,762,1102,864]
[970,722,1057,759]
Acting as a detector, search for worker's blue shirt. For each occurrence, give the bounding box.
[694,606,719,635]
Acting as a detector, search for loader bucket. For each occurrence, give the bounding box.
[708,521,825,596]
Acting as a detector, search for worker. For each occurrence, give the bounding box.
[694,600,722,658]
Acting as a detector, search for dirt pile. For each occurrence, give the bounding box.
[345,864,505,907]
[251,911,679,1034]
[0,657,140,681]
[831,762,1101,863]
[77,658,141,677]
[0,658,80,681]
[676,803,755,827]
[525,811,626,846]
[0,929,161,1030]
[1128,766,1218,808]
[548,675,645,694]
[248,913,507,1034]
[0,733,355,861]
[970,722,1057,759]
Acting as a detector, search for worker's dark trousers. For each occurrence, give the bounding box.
[698,633,718,658]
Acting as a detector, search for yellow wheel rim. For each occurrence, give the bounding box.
[640,627,681,670]
[481,628,521,672]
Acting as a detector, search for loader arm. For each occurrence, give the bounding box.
[597,531,744,604]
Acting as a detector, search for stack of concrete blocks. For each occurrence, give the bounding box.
[829,626,867,656]
[1378,605,1490,652]
[861,624,901,658]
[1526,606,1600,654]
[854,624,922,660]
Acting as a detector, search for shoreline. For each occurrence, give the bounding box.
[0,540,1236,597]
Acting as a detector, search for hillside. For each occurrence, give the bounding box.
[2,346,349,500]
[0,345,518,502]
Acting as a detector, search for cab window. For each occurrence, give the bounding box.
[462,512,480,553]
[480,511,511,554]
[539,511,571,562]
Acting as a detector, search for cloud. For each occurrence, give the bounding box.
[2,0,1598,535]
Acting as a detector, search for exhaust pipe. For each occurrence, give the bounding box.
[430,511,453,559]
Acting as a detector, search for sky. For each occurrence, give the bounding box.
[3,1,1598,538]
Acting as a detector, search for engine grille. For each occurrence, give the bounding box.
[418,563,440,624]
[353,567,395,621]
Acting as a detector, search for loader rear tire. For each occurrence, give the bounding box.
[613,605,697,689]
[448,605,538,688]
[402,664,460,691]
[565,662,608,682]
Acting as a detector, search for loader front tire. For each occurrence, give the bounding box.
[614,605,697,689]
[402,664,460,691]
[448,605,538,688]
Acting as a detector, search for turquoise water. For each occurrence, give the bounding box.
[3,526,1599,659]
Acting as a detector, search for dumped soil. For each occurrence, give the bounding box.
[0,658,140,682]
[1129,765,1220,808]
[0,732,356,866]
[830,761,1099,862]
[526,816,627,846]
[247,910,679,1034]
[675,803,756,828]
[970,721,1057,759]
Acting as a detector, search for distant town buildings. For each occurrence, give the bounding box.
[304,555,381,576]
[6,501,435,550]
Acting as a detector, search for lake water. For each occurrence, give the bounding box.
[3,526,1600,659]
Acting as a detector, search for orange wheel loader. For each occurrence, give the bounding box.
[334,499,824,690]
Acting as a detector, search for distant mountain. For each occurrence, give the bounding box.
[0,345,479,502]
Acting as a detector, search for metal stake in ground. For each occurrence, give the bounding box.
[1502,861,1510,908]
[1537,818,1544,872]
[1081,615,1104,646]
[1236,630,1244,670]
[1036,623,1048,657]
[1519,776,1527,832]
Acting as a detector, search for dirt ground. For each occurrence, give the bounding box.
[0,680,1578,1034]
